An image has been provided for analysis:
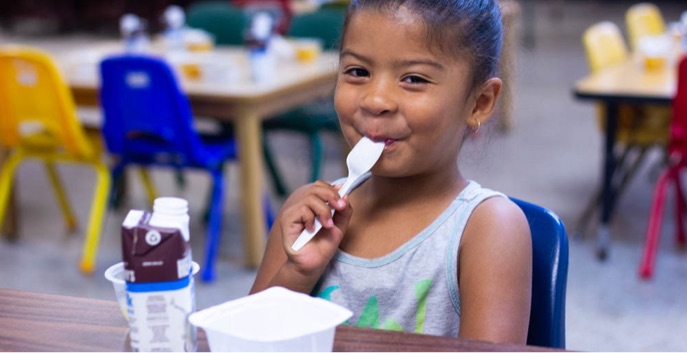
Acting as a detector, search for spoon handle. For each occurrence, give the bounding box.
[291,172,374,252]
[291,213,329,251]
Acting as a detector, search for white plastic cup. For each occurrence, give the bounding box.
[104,262,129,320]
[637,34,672,70]
[189,286,352,352]
[104,261,199,322]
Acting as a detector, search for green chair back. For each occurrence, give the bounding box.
[287,8,346,50]
[186,1,248,46]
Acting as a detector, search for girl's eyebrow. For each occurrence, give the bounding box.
[339,49,370,64]
[340,49,445,72]
[395,59,445,72]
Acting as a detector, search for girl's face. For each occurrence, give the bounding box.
[335,7,499,178]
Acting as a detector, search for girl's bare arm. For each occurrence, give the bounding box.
[458,196,533,344]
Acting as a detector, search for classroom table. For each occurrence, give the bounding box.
[53,43,339,268]
[0,289,558,352]
[573,54,678,259]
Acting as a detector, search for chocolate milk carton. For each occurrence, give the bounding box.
[122,197,197,352]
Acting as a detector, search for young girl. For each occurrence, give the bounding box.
[251,0,532,344]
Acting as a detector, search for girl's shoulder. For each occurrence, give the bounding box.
[460,183,531,254]
[456,181,505,203]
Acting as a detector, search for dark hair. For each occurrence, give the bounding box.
[341,0,502,90]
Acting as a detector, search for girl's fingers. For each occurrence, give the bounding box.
[280,183,342,234]
[303,198,335,229]
[332,196,353,232]
[300,183,346,229]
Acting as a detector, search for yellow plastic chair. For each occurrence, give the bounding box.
[0,45,111,274]
[583,22,628,74]
[583,21,669,148]
[577,22,670,234]
[626,2,666,51]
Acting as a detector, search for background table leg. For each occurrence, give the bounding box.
[598,102,619,260]
[236,114,267,268]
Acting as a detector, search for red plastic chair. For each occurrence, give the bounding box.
[639,54,687,279]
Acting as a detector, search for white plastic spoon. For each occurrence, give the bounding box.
[291,136,385,251]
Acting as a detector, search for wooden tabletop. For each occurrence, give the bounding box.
[0,289,558,352]
[573,55,678,104]
[56,42,340,119]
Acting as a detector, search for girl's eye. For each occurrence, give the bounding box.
[402,75,429,84]
[344,67,369,77]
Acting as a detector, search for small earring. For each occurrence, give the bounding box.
[472,120,481,133]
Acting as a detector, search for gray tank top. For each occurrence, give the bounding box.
[312,180,505,336]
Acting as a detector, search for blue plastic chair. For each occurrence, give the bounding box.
[511,197,568,349]
[99,54,262,282]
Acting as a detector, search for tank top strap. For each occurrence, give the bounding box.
[445,181,507,315]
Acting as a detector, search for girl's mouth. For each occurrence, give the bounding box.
[368,136,397,146]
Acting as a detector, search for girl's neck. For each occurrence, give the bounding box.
[359,168,468,206]
[339,167,468,257]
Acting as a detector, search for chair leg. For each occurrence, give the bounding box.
[79,161,112,274]
[44,162,78,231]
[202,164,225,225]
[109,163,126,209]
[262,136,289,197]
[575,144,641,236]
[575,189,601,238]
[263,192,274,230]
[201,181,212,225]
[674,170,687,247]
[201,169,225,282]
[639,167,674,279]
[0,152,23,232]
[199,168,273,281]
[138,167,158,207]
[175,170,186,190]
[615,146,649,195]
[309,133,323,182]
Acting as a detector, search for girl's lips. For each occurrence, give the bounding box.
[367,136,397,146]
[383,139,396,146]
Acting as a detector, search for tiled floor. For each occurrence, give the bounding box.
[2,0,687,351]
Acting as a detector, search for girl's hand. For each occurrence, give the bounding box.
[250,180,354,295]
[279,181,353,275]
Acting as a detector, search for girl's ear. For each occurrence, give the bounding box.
[467,78,502,130]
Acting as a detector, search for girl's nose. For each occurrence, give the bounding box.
[360,78,397,116]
